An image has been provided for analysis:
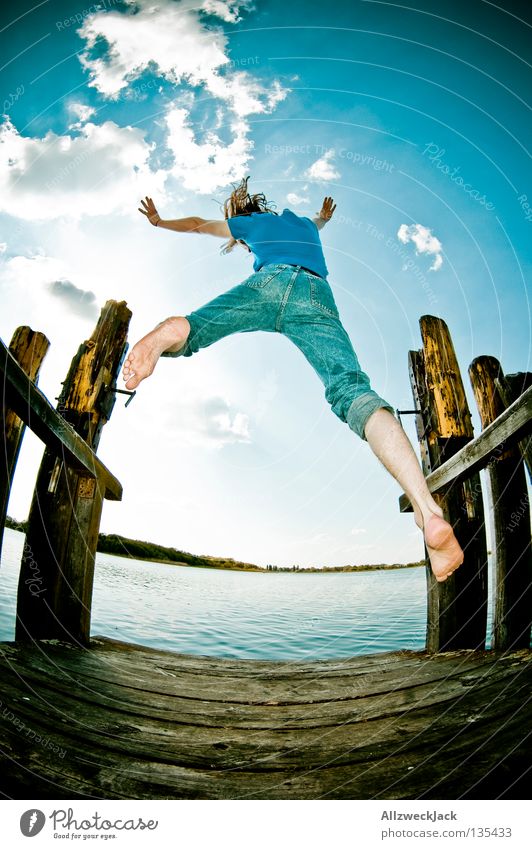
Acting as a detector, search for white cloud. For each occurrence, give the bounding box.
[79,0,227,99]
[305,149,340,182]
[3,252,65,287]
[0,117,165,220]
[286,191,309,206]
[201,395,251,444]
[0,252,101,326]
[165,108,253,194]
[350,528,367,535]
[397,223,443,271]
[0,242,6,253]
[69,0,287,196]
[47,279,99,319]
[0,0,289,219]
[201,0,252,22]
[161,392,251,448]
[77,0,286,117]
[206,73,287,118]
[68,101,96,127]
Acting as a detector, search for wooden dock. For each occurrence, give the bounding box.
[1,312,531,800]
[0,638,531,799]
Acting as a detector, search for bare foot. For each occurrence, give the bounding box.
[423,513,464,582]
[122,317,189,390]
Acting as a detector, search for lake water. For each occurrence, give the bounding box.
[0,527,431,659]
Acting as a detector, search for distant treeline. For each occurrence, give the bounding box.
[97,533,264,572]
[5,517,423,573]
[267,562,424,573]
[5,516,26,532]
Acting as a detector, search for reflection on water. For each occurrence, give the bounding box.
[0,527,428,659]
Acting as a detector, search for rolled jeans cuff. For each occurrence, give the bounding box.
[160,315,196,358]
[161,348,184,358]
[346,391,395,441]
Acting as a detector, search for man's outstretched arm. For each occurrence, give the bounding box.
[312,196,337,230]
[138,197,231,238]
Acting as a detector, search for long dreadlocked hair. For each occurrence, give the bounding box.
[223,175,277,219]
[220,176,277,255]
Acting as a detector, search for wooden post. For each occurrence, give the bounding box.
[408,316,488,652]
[0,327,49,558]
[469,356,532,651]
[495,371,532,482]
[16,301,131,645]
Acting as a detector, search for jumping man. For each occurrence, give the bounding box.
[122,177,464,582]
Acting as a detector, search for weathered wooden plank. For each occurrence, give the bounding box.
[0,641,530,799]
[0,338,121,500]
[1,635,498,683]
[0,328,49,559]
[36,652,496,705]
[469,356,532,651]
[409,317,488,652]
[16,301,131,645]
[2,710,529,800]
[93,636,427,673]
[496,371,532,481]
[1,642,500,710]
[399,384,532,511]
[1,649,511,733]
[408,349,432,474]
[3,703,528,800]
[1,643,528,718]
[420,315,474,439]
[0,667,527,782]
[4,636,437,680]
[0,641,525,715]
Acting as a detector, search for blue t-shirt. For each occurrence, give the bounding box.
[227,208,329,279]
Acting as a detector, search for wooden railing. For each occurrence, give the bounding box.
[1,301,131,646]
[400,316,532,653]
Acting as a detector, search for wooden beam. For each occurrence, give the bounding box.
[407,316,488,653]
[420,314,474,439]
[496,371,532,482]
[469,356,532,652]
[16,300,131,645]
[0,328,50,559]
[1,339,121,501]
[399,384,532,511]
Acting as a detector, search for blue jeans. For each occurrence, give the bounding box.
[162,263,394,440]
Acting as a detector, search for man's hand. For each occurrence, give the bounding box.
[317,196,336,221]
[138,196,161,226]
[313,196,336,230]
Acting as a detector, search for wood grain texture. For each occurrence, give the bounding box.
[408,317,488,652]
[419,315,473,440]
[0,638,530,800]
[469,357,532,651]
[16,301,130,645]
[0,328,49,558]
[0,338,121,500]
[496,372,532,483]
[399,385,532,511]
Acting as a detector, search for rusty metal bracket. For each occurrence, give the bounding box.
[104,383,136,408]
[396,406,433,441]
[396,408,419,428]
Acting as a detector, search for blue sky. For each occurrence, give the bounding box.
[1,0,531,568]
